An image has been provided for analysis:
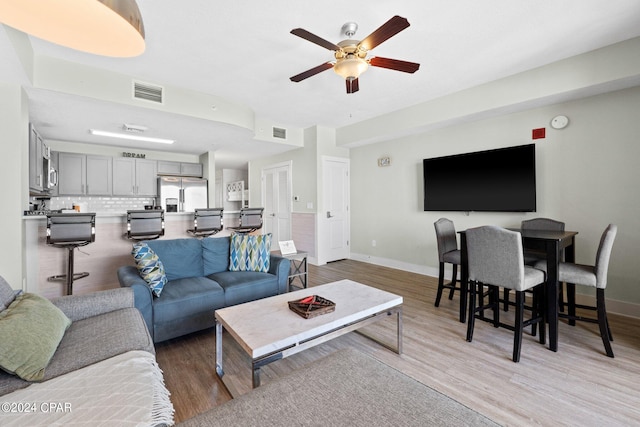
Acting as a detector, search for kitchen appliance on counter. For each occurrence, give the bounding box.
[158,176,208,212]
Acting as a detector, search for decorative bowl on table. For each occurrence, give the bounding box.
[288,295,335,319]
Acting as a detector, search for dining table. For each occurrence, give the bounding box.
[458,228,578,352]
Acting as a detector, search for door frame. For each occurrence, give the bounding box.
[261,160,292,246]
[318,156,350,265]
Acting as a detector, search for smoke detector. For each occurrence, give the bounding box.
[123,123,148,133]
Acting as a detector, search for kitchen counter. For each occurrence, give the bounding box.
[23,210,240,298]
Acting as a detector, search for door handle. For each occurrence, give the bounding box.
[327,211,333,218]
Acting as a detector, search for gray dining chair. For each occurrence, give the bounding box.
[433,218,462,316]
[504,217,566,311]
[466,226,546,362]
[535,224,617,357]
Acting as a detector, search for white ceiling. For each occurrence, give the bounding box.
[3,0,640,168]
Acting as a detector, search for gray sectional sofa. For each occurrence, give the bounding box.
[0,279,173,425]
[117,236,290,343]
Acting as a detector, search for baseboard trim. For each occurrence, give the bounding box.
[350,252,640,319]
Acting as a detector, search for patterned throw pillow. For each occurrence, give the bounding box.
[229,233,272,273]
[132,242,168,297]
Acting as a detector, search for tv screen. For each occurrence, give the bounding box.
[423,144,536,212]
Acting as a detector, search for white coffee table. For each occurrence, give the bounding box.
[215,279,403,393]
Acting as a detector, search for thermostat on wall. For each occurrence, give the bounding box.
[551,115,569,129]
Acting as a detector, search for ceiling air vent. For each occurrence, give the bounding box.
[273,127,287,139]
[133,81,163,104]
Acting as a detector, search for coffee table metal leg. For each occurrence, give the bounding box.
[397,306,403,355]
[215,320,224,378]
[252,364,261,388]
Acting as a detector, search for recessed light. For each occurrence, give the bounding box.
[89,129,175,144]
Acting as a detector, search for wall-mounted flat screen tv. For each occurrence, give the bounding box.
[423,144,536,212]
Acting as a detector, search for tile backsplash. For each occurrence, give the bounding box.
[46,196,157,213]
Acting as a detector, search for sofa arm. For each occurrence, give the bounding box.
[269,255,291,294]
[117,266,154,339]
[51,288,134,322]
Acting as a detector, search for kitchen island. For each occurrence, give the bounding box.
[23,211,241,298]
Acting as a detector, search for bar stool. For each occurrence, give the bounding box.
[228,207,264,234]
[46,213,96,295]
[127,210,165,241]
[187,208,224,237]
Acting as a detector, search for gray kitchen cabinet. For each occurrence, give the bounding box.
[58,153,112,196]
[157,160,202,177]
[113,158,157,196]
[28,124,50,194]
[86,156,112,195]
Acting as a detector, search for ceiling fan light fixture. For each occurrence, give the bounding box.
[333,56,368,80]
[0,0,145,57]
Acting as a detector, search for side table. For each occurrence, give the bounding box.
[274,251,308,291]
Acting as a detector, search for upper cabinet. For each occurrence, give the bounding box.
[157,161,203,177]
[58,153,112,196]
[28,125,50,194]
[113,158,157,196]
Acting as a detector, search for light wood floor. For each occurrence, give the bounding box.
[155,260,640,426]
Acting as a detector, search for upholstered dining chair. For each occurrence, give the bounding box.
[466,226,546,362]
[504,217,566,311]
[433,218,462,316]
[535,224,617,358]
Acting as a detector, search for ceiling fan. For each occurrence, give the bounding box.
[290,15,420,94]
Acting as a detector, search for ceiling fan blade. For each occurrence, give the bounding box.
[358,16,410,51]
[290,62,334,82]
[346,78,359,94]
[369,57,420,73]
[291,28,342,51]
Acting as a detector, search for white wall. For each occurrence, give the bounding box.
[350,86,640,311]
[0,83,29,289]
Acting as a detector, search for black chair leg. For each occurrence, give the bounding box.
[434,262,445,307]
[448,264,458,300]
[466,281,477,342]
[567,283,576,326]
[596,289,614,358]
[513,291,524,363]
[537,286,546,345]
[558,282,565,313]
[491,285,500,327]
[503,288,510,311]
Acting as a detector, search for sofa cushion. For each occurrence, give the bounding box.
[147,238,204,281]
[0,275,16,312]
[132,242,168,297]
[207,270,279,306]
[0,293,71,381]
[202,236,231,275]
[152,277,225,325]
[229,233,272,273]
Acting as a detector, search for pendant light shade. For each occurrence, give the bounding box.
[0,0,145,57]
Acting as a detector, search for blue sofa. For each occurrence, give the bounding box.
[117,236,290,343]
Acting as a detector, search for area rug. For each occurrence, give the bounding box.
[179,348,499,426]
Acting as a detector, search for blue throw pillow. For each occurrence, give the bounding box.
[229,233,272,273]
[132,242,168,297]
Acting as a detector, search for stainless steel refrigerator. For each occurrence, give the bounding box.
[157,176,208,212]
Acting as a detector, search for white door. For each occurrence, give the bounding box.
[262,162,292,249]
[321,157,350,263]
